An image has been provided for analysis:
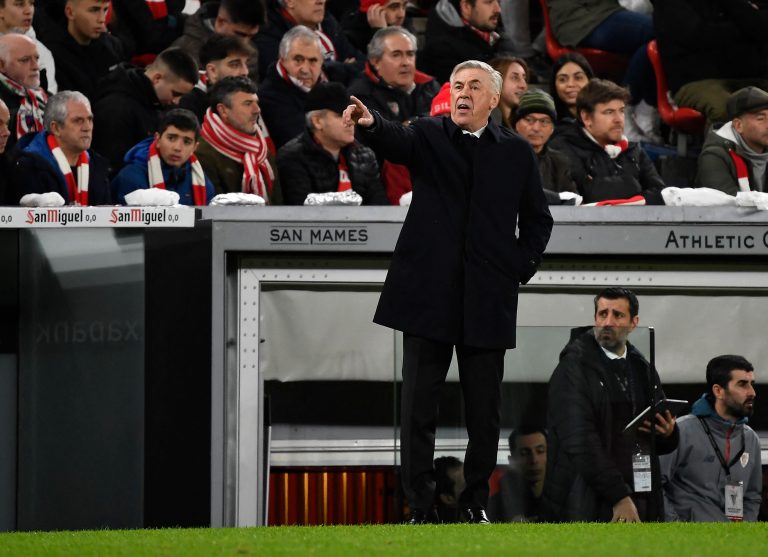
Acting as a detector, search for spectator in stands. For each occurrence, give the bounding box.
[419,0,502,83]
[543,287,678,522]
[0,99,11,203]
[179,34,256,123]
[348,26,439,205]
[92,47,198,174]
[171,0,264,69]
[110,0,185,57]
[0,0,57,92]
[255,0,364,84]
[489,56,528,127]
[111,108,215,206]
[653,0,768,125]
[348,27,439,125]
[661,355,760,522]
[277,81,387,205]
[434,456,465,523]
[258,25,324,149]
[488,426,547,522]
[197,76,281,203]
[45,0,125,101]
[14,90,110,204]
[696,87,768,195]
[340,0,407,53]
[546,0,658,142]
[550,53,593,127]
[512,90,578,204]
[0,34,47,153]
[549,79,665,205]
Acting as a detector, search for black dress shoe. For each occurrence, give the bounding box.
[406,508,439,524]
[462,507,490,524]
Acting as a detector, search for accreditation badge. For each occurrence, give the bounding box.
[632,452,652,492]
[724,479,744,521]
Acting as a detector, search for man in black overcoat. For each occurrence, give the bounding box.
[344,59,554,523]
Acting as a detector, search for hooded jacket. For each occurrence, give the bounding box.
[695,121,767,195]
[660,395,762,522]
[92,64,164,174]
[111,137,215,205]
[170,0,217,64]
[13,131,112,205]
[419,0,500,83]
[548,122,665,204]
[542,329,678,522]
[276,127,387,205]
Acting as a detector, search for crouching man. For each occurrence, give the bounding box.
[112,109,215,206]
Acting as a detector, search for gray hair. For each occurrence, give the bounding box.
[43,91,91,131]
[449,60,502,96]
[367,26,418,61]
[305,109,326,132]
[0,32,35,66]
[278,25,322,61]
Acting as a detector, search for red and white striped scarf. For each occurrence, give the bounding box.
[200,108,274,200]
[145,0,168,19]
[337,153,351,191]
[0,72,47,139]
[47,133,89,206]
[147,139,208,205]
[461,18,499,46]
[279,7,337,60]
[728,150,752,192]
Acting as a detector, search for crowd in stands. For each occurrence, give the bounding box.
[1,0,768,207]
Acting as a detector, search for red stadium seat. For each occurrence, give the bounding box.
[539,0,629,79]
[646,40,705,136]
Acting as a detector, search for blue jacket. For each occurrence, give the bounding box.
[111,137,215,205]
[13,131,112,205]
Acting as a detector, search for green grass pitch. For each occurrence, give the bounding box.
[1,523,767,557]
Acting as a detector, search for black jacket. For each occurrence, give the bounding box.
[255,0,364,84]
[339,10,378,53]
[651,0,768,94]
[348,64,441,124]
[258,63,309,149]
[43,21,126,102]
[418,1,499,83]
[543,329,679,522]
[548,123,665,204]
[538,145,579,204]
[365,114,553,349]
[13,132,112,205]
[92,64,163,174]
[178,86,209,124]
[276,127,387,205]
[111,0,185,55]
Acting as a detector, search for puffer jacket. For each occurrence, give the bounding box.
[276,128,388,205]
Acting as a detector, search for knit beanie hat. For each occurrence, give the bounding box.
[727,86,768,119]
[430,82,451,116]
[305,82,351,115]
[512,89,557,125]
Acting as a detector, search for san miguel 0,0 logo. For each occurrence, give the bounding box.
[25,208,86,226]
[110,208,178,225]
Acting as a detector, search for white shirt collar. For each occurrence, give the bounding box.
[600,345,627,360]
[462,125,486,139]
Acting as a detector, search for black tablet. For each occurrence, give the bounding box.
[623,399,690,435]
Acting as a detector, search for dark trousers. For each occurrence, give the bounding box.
[400,334,506,511]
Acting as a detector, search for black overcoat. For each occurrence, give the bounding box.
[366,113,553,349]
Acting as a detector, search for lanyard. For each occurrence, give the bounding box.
[698,417,745,477]
[611,358,638,416]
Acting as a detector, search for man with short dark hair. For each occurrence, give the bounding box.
[346,59,553,524]
[419,0,502,83]
[45,0,126,101]
[488,425,547,522]
[196,76,280,202]
[511,89,578,205]
[171,0,265,65]
[276,81,387,205]
[549,78,666,205]
[255,0,364,83]
[179,34,256,123]
[111,108,215,206]
[696,87,768,195]
[14,90,111,205]
[92,47,198,173]
[0,33,47,153]
[543,287,678,523]
[661,355,761,522]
